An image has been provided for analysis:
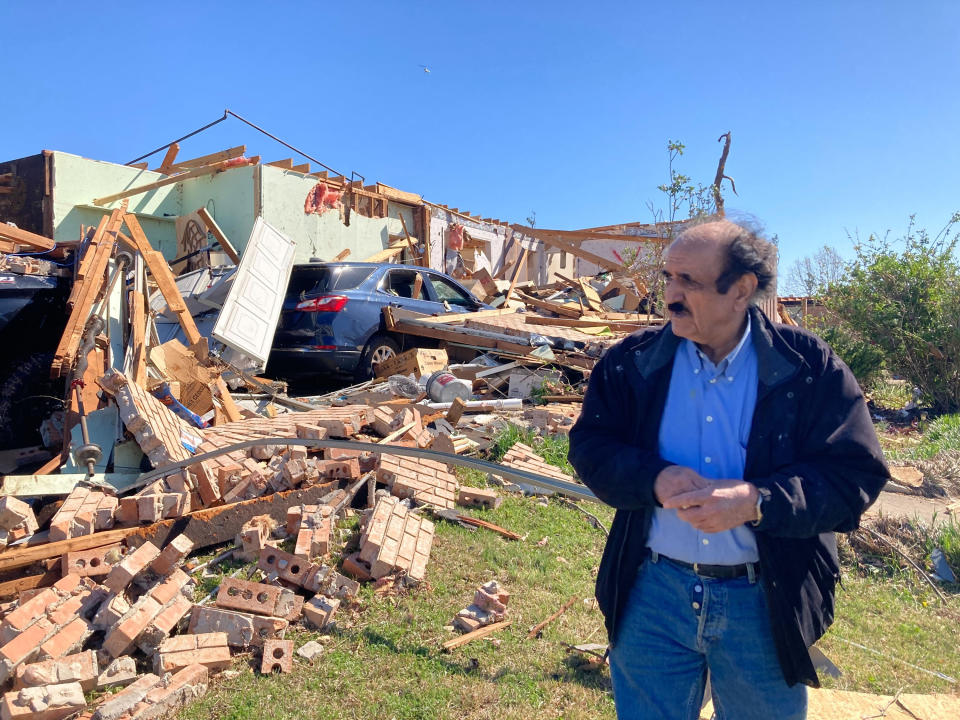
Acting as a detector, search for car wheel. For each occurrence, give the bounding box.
[358,335,400,379]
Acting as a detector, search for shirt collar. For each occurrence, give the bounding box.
[684,314,753,377]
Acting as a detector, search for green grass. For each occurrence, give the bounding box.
[179,494,617,720]
[904,413,960,460]
[175,424,960,718]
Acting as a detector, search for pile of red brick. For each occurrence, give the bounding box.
[452,580,510,633]
[499,442,576,485]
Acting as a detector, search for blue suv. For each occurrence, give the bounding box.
[265,262,490,382]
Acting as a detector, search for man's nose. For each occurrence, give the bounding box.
[664,282,682,304]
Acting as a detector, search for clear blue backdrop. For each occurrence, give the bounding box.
[2,1,958,280]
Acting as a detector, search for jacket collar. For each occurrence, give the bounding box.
[631,306,804,390]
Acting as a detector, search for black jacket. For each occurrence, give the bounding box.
[568,307,889,687]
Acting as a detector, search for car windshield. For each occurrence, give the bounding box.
[287,266,374,299]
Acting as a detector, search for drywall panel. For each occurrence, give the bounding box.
[50,151,179,255]
[259,166,401,264]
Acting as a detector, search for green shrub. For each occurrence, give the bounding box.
[824,215,960,413]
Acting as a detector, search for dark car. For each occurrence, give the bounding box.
[265,262,490,382]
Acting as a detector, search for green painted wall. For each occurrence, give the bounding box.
[50,151,179,256]
[259,166,403,264]
[180,165,256,256]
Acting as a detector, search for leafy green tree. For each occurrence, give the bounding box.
[825,215,960,413]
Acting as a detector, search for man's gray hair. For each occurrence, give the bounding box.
[675,217,777,302]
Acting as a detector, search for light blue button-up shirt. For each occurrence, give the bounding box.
[647,316,760,564]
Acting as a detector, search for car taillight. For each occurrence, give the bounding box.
[295,295,348,312]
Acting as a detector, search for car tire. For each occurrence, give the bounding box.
[358,334,400,379]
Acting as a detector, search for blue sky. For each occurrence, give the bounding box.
[2,2,958,282]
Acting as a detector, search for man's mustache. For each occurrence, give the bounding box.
[667,302,688,313]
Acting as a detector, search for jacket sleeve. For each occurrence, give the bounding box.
[752,348,889,538]
[568,345,673,510]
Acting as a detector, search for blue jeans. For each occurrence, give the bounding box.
[608,554,807,720]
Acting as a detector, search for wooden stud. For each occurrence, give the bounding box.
[505,246,529,303]
[166,145,246,172]
[0,224,56,251]
[442,620,511,651]
[156,142,180,174]
[196,207,241,265]
[291,163,310,173]
[333,248,351,262]
[267,159,293,169]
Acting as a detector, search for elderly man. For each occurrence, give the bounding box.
[568,220,888,720]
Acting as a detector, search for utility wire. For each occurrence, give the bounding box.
[124,109,354,182]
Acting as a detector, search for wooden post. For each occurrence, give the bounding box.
[196,207,241,265]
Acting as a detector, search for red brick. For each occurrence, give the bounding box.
[260,639,293,674]
[14,650,98,691]
[149,568,190,606]
[303,596,340,630]
[61,544,123,578]
[0,497,37,533]
[215,578,284,617]
[90,672,162,720]
[101,596,162,659]
[1,681,86,720]
[151,534,194,576]
[0,618,55,683]
[0,589,58,644]
[188,606,288,648]
[103,541,160,593]
[136,664,209,718]
[154,633,231,674]
[37,618,91,661]
[138,593,193,653]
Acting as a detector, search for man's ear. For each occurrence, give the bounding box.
[733,272,758,309]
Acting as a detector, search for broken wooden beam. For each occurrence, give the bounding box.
[0,224,56,251]
[527,595,578,639]
[442,620,511,651]
[196,207,241,265]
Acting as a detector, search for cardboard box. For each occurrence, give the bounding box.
[374,348,448,379]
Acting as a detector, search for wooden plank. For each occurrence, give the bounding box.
[516,225,661,243]
[363,239,407,263]
[333,248,350,262]
[52,209,124,376]
[412,273,423,299]
[291,163,310,173]
[195,207,241,265]
[124,213,204,349]
[167,145,246,172]
[578,278,604,311]
[0,224,56,251]
[128,162,149,170]
[513,291,583,319]
[515,227,624,273]
[505,246,529,303]
[442,620,511,651]
[523,315,651,332]
[0,562,59,598]
[212,376,243,423]
[129,280,148,386]
[267,159,293,169]
[416,309,519,324]
[399,213,421,266]
[384,308,532,355]
[93,157,258,206]
[156,142,180,174]
[376,183,423,205]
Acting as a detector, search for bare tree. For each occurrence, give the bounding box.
[783,245,847,297]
